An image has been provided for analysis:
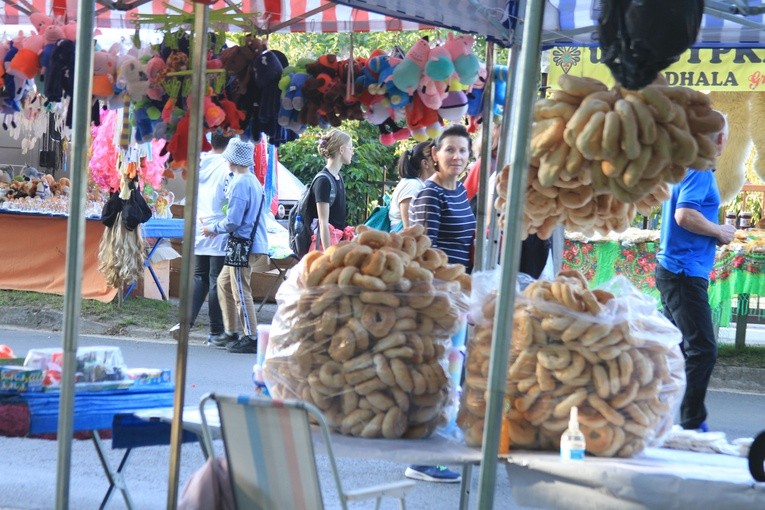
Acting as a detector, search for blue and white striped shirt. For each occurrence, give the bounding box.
[409,180,477,269]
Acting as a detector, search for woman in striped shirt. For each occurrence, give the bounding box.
[405,124,477,484]
[409,124,477,272]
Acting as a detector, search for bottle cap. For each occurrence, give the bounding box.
[569,405,579,430]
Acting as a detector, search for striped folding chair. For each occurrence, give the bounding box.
[199,393,414,510]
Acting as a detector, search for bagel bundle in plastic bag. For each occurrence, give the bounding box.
[458,270,685,457]
[264,225,470,439]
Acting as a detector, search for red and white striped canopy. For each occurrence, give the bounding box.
[0,0,428,33]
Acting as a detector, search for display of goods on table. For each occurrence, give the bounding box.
[494,76,725,240]
[458,270,685,458]
[720,229,765,253]
[265,225,471,439]
[0,172,107,218]
[15,346,170,392]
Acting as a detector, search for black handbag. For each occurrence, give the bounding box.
[223,192,265,267]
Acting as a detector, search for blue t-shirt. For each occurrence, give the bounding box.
[409,180,477,269]
[657,169,720,279]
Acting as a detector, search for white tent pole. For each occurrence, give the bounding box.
[55,0,96,507]
[476,0,546,507]
[166,3,209,507]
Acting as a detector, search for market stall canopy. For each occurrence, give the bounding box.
[542,0,765,48]
[0,0,427,33]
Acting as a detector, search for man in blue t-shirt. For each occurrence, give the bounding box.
[656,123,735,432]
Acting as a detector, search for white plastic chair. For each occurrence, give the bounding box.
[199,393,415,510]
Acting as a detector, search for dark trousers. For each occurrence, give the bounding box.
[655,264,718,429]
[519,234,551,279]
[192,255,225,335]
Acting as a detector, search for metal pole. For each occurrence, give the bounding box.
[473,41,495,273]
[55,1,96,508]
[488,45,523,271]
[476,0,546,508]
[167,4,209,507]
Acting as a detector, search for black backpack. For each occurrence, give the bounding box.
[288,169,337,258]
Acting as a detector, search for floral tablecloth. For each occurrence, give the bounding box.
[562,239,660,302]
[563,238,765,327]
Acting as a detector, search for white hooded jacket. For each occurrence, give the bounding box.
[195,152,232,256]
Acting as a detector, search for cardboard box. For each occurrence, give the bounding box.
[0,365,44,392]
[126,368,172,386]
[251,269,284,303]
[142,260,171,300]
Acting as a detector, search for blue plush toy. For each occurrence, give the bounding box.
[281,73,308,111]
[493,65,509,116]
[368,55,409,108]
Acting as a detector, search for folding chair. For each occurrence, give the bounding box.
[199,393,414,510]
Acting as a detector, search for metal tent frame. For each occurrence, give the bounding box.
[52,1,765,509]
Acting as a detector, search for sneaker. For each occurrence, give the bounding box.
[404,465,461,483]
[170,323,182,341]
[227,335,258,354]
[208,332,238,347]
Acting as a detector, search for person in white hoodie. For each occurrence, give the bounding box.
[175,133,235,343]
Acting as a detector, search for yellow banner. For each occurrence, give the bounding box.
[548,47,765,92]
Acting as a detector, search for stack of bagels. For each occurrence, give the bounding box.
[495,76,725,239]
[458,270,684,457]
[265,225,470,439]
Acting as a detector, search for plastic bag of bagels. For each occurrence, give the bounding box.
[460,270,685,457]
[263,225,471,439]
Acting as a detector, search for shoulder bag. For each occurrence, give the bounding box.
[224,192,265,267]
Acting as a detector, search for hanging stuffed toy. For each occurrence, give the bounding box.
[392,38,430,94]
[445,33,480,88]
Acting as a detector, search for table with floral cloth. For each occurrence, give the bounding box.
[562,229,765,330]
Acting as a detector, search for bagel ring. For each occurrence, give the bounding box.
[319,361,345,389]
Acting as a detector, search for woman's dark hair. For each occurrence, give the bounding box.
[397,140,432,179]
[434,124,472,155]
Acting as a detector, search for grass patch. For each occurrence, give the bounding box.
[0,290,179,331]
[718,343,765,368]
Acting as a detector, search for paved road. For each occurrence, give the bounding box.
[0,328,762,510]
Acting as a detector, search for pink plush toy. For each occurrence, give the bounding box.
[392,38,430,94]
[144,55,167,101]
[92,51,117,100]
[29,12,54,34]
[417,75,448,110]
[62,22,78,42]
[445,33,480,87]
[424,44,455,82]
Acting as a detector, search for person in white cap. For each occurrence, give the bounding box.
[201,137,269,354]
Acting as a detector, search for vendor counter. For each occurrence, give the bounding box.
[0,212,297,304]
[505,447,765,509]
[563,229,765,330]
[0,211,117,302]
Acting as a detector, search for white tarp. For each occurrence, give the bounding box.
[276,162,306,202]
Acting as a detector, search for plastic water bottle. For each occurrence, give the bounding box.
[295,214,304,235]
[560,406,586,461]
[252,363,270,398]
